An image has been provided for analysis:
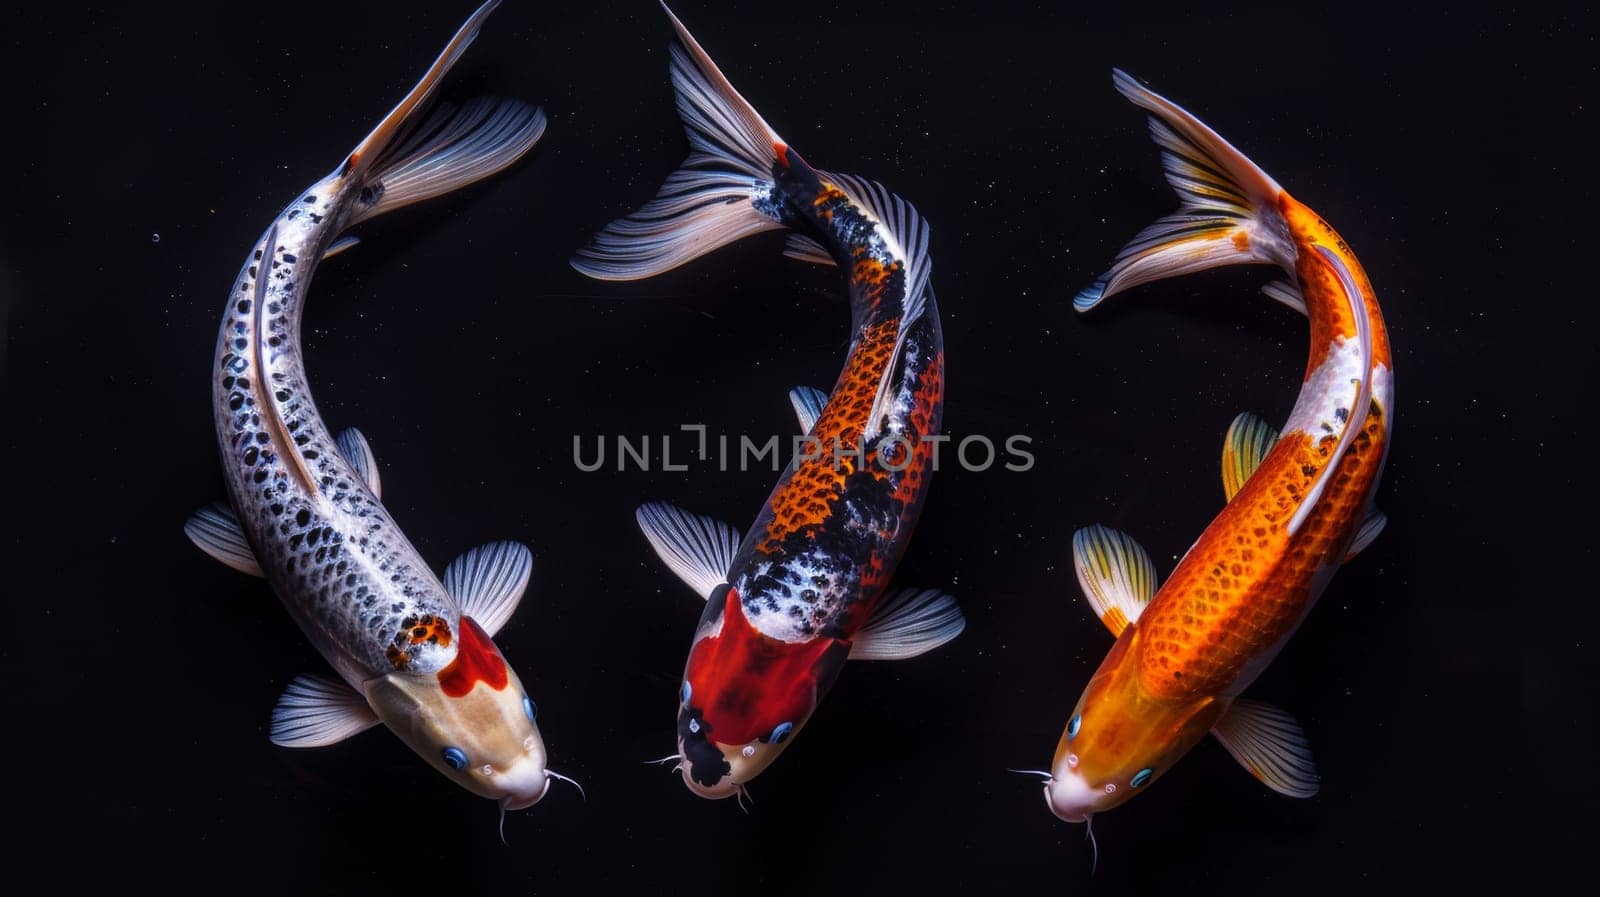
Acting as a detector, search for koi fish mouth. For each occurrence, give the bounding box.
[1044,771,1102,824]
[502,776,553,811]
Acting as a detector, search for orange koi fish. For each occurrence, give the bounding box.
[1035,70,1393,825]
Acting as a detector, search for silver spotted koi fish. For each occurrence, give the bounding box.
[184,0,573,812]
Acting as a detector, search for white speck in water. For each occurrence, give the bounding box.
[151,233,161,243]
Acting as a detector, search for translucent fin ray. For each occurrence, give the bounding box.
[783,234,837,267]
[1345,507,1387,561]
[570,4,786,280]
[849,588,965,660]
[789,385,828,434]
[185,503,263,577]
[443,541,533,637]
[1222,412,1280,502]
[269,674,379,748]
[335,427,381,501]
[1074,69,1292,312]
[1072,524,1158,637]
[342,0,505,182]
[1261,279,1308,316]
[636,502,740,600]
[351,98,545,226]
[322,235,361,260]
[1211,699,1320,798]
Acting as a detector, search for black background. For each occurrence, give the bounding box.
[10,1,1589,894]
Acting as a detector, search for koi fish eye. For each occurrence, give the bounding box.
[522,695,538,723]
[1067,714,1082,739]
[1131,768,1153,788]
[680,681,692,705]
[442,746,469,770]
[769,721,794,744]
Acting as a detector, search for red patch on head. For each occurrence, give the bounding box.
[684,589,846,745]
[437,616,509,698]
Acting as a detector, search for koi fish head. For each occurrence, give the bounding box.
[364,615,550,809]
[1044,628,1223,822]
[671,588,848,800]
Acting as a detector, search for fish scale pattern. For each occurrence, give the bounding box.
[213,191,459,681]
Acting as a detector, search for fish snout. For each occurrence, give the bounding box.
[678,763,740,800]
[495,750,551,810]
[1044,771,1101,824]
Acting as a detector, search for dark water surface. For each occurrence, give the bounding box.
[12,1,1583,893]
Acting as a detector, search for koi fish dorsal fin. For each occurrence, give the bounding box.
[1222,412,1280,502]
[570,3,787,280]
[1074,69,1293,312]
[636,502,740,600]
[1072,524,1158,637]
[443,541,533,637]
[335,428,382,501]
[1211,699,1320,798]
[270,674,380,748]
[185,503,263,577]
[789,386,828,434]
[848,588,966,661]
[823,172,934,440]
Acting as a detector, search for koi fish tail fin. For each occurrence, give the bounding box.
[1074,69,1295,312]
[339,0,546,228]
[570,3,790,280]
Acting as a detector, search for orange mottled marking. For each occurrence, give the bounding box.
[1124,201,1392,701]
[759,315,900,553]
[403,613,452,647]
[1231,230,1251,252]
[1133,390,1387,700]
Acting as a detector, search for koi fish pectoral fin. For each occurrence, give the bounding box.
[1071,525,1158,638]
[335,427,382,500]
[443,541,533,637]
[848,588,966,661]
[636,502,740,600]
[269,674,381,748]
[789,386,828,434]
[184,503,263,577]
[1210,699,1320,798]
[1222,412,1279,502]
